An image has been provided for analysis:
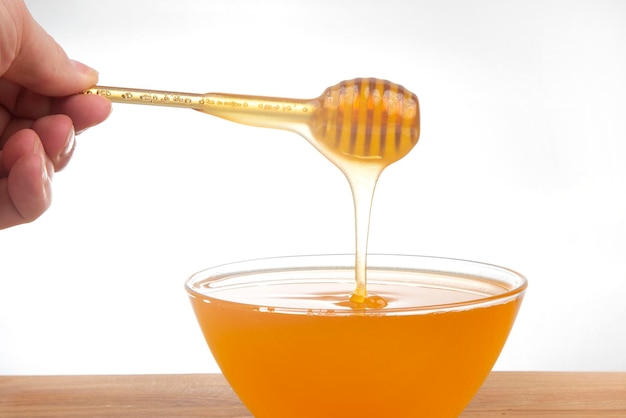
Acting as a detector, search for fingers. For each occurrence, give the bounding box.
[31,115,75,171]
[0,99,109,229]
[1,93,112,163]
[0,77,112,130]
[29,97,111,171]
[1,0,99,96]
[2,115,75,173]
[0,129,52,229]
[0,0,108,230]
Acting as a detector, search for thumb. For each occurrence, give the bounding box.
[2,1,99,96]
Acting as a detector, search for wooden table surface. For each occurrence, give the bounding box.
[1,372,625,417]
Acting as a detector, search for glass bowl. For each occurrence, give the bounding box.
[185,254,527,418]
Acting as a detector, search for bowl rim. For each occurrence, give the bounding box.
[184,254,528,315]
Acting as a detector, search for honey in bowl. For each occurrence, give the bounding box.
[185,254,526,418]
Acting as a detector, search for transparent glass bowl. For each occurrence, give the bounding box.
[185,254,527,418]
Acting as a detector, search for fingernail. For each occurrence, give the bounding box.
[41,155,53,207]
[42,153,54,180]
[61,126,76,159]
[71,59,99,80]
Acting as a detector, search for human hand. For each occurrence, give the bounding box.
[1,0,112,229]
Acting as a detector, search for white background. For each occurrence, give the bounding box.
[1,0,625,374]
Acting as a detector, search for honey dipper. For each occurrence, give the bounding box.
[82,78,420,168]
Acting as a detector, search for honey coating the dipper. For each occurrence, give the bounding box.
[311,78,420,163]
